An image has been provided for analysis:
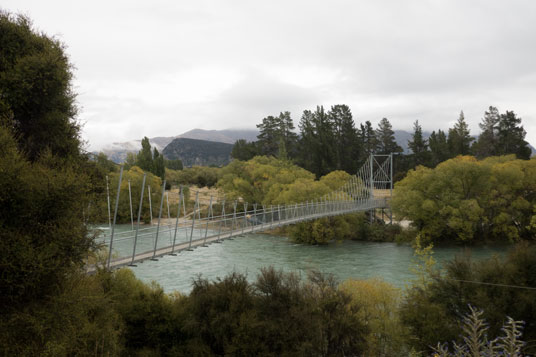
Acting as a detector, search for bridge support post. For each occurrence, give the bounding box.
[390,152,393,225]
[105,175,112,235]
[202,196,213,246]
[107,166,123,269]
[242,202,248,236]
[130,173,146,266]
[253,203,257,230]
[128,179,134,230]
[187,191,199,250]
[170,186,182,255]
[216,199,225,243]
[262,204,266,230]
[229,200,237,240]
[151,180,166,261]
[148,185,153,225]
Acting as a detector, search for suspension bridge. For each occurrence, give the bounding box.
[89,154,393,272]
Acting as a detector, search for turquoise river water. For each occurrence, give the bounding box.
[101,225,505,294]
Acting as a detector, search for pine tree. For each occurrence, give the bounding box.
[329,104,360,172]
[408,120,429,166]
[497,110,531,159]
[360,121,377,158]
[137,137,153,172]
[473,106,500,158]
[375,118,402,155]
[256,115,279,156]
[278,111,298,158]
[311,106,335,176]
[152,148,165,180]
[297,110,316,172]
[428,129,449,165]
[447,111,473,156]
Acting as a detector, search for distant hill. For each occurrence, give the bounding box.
[98,129,258,163]
[162,138,234,167]
[177,128,258,144]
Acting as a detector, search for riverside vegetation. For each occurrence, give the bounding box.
[2,11,536,356]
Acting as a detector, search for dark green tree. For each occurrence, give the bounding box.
[0,12,81,161]
[447,111,474,156]
[360,121,377,159]
[375,117,402,155]
[231,139,259,161]
[256,115,279,156]
[428,129,449,166]
[297,109,316,172]
[497,110,531,159]
[137,136,153,171]
[329,104,361,173]
[152,148,165,180]
[473,106,500,158]
[311,105,336,176]
[277,111,299,157]
[256,111,298,158]
[408,120,429,166]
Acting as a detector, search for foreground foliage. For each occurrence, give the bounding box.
[400,243,536,355]
[433,306,526,357]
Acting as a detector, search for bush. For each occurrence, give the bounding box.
[400,243,536,355]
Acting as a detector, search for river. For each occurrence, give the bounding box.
[111,230,505,294]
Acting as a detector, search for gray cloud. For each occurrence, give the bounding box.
[3,0,536,150]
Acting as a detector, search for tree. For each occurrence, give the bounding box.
[0,12,81,161]
[392,155,536,243]
[137,136,153,171]
[375,118,402,155]
[428,129,449,166]
[0,13,118,354]
[277,111,299,157]
[297,110,316,172]
[124,151,137,169]
[164,158,183,170]
[256,115,279,156]
[497,110,531,159]
[231,139,258,161]
[407,120,429,166]
[311,105,336,176]
[360,121,377,158]
[256,112,298,158]
[447,111,474,156]
[152,147,165,180]
[473,106,500,158]
[329,104,361,173]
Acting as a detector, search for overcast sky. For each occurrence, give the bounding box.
[4,0,536,151]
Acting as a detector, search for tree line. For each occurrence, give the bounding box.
[232,105,532,178]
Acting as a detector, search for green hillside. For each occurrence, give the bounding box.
[162,137,233,167]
